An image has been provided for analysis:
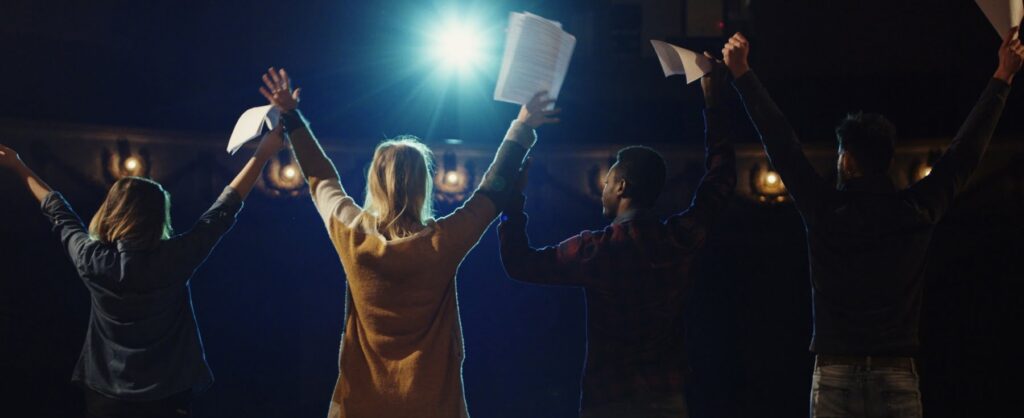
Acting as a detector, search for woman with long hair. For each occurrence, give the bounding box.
[258,67,559,417]
[0,128,286,418]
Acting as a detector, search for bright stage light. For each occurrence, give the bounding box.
[430,22,484,71]
[124,157,139,171]
[444,170,460,185]
[283,165,298,180]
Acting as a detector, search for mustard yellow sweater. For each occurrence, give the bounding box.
[309,122,534,418]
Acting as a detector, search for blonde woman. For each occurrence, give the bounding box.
[0,129,285,417]
[258,67,558,417]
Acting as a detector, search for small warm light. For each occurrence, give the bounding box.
[283,165,298,180]
[918,166,932,180]
[435,164,471,202]
[124,157,140,171]
[445,171,460,185]
[758,169,786,196]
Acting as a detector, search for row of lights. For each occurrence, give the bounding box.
[100,143,937,203]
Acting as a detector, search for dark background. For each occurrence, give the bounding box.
[1,0,1022,417]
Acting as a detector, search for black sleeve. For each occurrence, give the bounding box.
[733,71,833,223]
[905,78,1011,223]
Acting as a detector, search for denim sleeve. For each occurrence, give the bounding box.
[41,191,116,277]
[171,186,244,271]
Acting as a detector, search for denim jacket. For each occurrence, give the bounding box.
[41,186,242,401]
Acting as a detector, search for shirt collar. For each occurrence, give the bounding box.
[612,208,655,225]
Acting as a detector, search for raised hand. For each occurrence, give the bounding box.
[722,32,751,79]
[517,91,561,129]
[994,21,1024,84]
[255,125,287,158]
[701,52,730,108]
[259,67,301,111]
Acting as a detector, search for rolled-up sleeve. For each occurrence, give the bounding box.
[41,191,115,277]
[172,186,244,269]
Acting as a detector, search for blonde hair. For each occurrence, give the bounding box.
[360,136,434,239]
[89,176,173,248]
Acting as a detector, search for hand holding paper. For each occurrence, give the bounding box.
[226,105,280,154]
[995,21,1024,83]
[650,40,713,84]
[516,91,561,129]
[976,0,1023,38]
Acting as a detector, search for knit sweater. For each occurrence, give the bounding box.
[304,121,535,418]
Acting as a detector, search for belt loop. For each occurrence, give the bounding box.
[866,356,872,371]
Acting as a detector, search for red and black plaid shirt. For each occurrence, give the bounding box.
[497,109,735,410]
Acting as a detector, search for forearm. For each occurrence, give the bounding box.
[14,164,52,203]
[229,152,272,200]
[944,78,1011,168]
[498,214,559,284]
[733,71,824,203]
[689,108,737,215]
[732,71,803,164]
[476,121,535,209]
[281,109,339,183]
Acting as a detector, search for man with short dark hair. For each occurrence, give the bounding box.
[497,64,737,417]
[721,23,1023,417]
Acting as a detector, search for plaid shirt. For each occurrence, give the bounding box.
[497,109,736,410]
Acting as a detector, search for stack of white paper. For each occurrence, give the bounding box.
[226,105,280,154]
[494,12,576,107]
[650,40,713,84]
[976,0,1023,37]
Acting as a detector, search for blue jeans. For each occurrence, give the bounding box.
[810,357,922,418]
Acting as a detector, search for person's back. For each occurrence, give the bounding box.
[562,214,698,406]
[260,68,558,418]
[4,127,284,417]
[805,177,942,355]
[499,65,737,416]
[724,26,1023,417]
[74,233,228,398]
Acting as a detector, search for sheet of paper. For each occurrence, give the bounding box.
[494,12,576,108]
[650,40,713,84]
[226,105,280,154]
[976,0,1024,38]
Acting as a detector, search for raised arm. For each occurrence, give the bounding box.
[906,24,1022,223]
[260,68,359,227]
[170,123,286,267]
[436,92,560,254]
[230,125,287,199]
[1,145,109,276]
[666,59,737,248]
[0,145,53,203]
[724,33,832,219]
[498,160,596,286]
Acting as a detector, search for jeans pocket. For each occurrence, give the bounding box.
[881,389,921,418]
[811,385,850,418]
